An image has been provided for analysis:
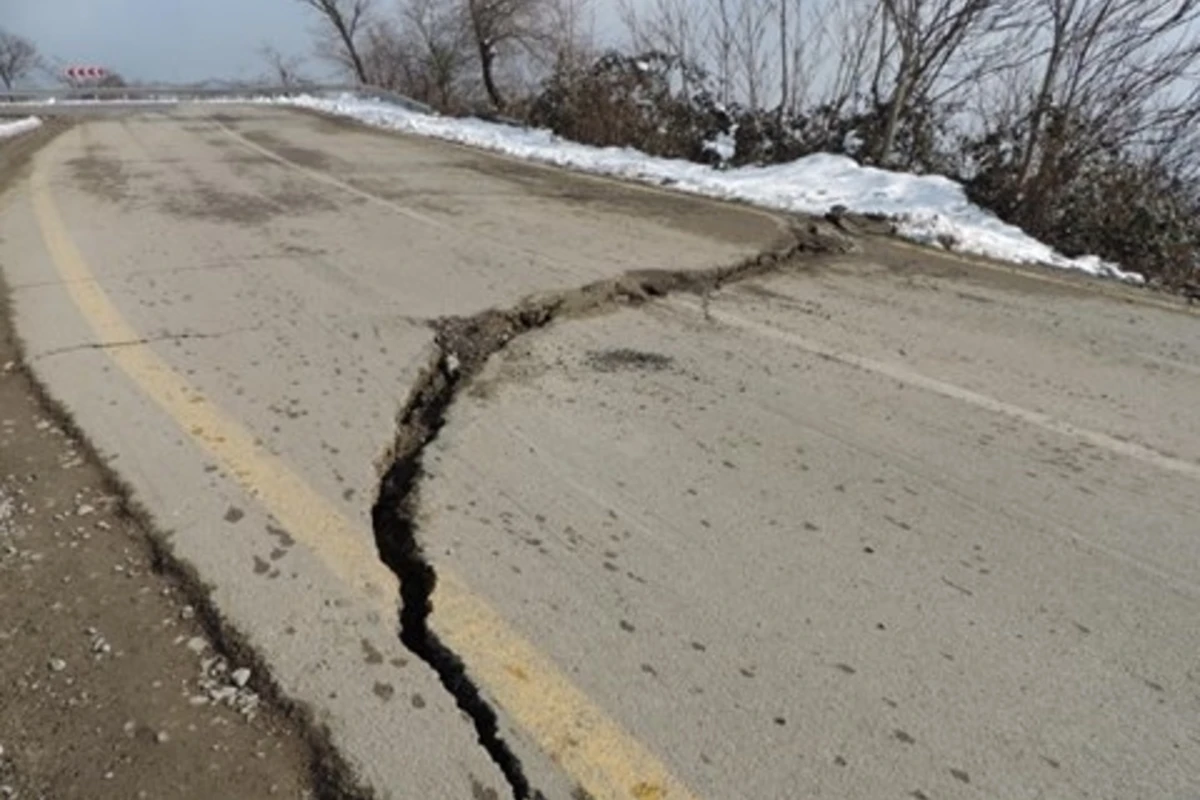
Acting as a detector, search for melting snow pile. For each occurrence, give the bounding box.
[0,116,42,140]
[278,93,1142,283]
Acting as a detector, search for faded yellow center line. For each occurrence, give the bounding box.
[30,152,698,800]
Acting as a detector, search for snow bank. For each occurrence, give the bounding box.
[279,93,1142,283]
[0,116,42,140]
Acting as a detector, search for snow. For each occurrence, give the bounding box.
[704,129,737,162]
[276,93,1142,283]
[0,116,42,140]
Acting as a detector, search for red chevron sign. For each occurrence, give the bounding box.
[64,65,108,81]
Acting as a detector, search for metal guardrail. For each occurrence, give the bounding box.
[0,84,435,116]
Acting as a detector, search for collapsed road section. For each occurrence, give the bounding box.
[371,224,850,799]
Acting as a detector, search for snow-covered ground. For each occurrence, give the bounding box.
[278,94,1142,284]
[0,117,42,140]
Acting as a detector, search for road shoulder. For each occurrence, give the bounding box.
[0,129,351,800]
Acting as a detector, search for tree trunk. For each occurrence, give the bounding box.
[779,0,789,124]
[477,38,505,110]
[876,57,914,166]
[468,0,505,111]
[1017,45,1063,192]
[335,20,370,84]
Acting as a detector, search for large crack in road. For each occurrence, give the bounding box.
[14,109,1200,800]
[369,222,850,798]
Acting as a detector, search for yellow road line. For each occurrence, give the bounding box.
[31,151,698,800]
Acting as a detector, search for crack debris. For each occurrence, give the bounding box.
[370,221,849,799]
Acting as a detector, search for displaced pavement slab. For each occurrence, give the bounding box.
[0,105,790,798]
[416,256,1200,799]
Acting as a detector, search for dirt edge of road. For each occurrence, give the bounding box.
[0,127,372,800]
[0,119,71,196]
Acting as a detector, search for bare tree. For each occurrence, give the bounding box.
[359,19,409,92]
[778,0,789,118]
[542,0,595,74]
[873,0,984,163]
[0,29,40,90]
[733,0,772,108]
[466,0,547,110]
[371,0,474,110]
[415,0,477,108]
[1014,0,1200,197]
[259,45,307,87]
[294,0,374,84]
[789,0,853,111]
[621,0,706,96]
[706,0,737,105]
[872,0,1008,165]
[813,0,886,115]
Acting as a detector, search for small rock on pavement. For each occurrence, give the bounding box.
[210,686,237,704]
[231,667,251,688]
[48,657,67,672]
[185,636,207,653]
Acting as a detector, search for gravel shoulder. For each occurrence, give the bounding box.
[0,129,332,800]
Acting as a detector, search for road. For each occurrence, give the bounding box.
[1,105,1198,800]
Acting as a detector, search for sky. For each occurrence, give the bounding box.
[1,0,318,84]
[1,0,626,86]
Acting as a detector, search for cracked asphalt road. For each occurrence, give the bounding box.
[2,105,1199,800]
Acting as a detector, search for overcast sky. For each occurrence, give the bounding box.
[1,1,317,84]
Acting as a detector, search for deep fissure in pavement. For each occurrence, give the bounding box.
[373,360,532,800]
[370,223,848,799]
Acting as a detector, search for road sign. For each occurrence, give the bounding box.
[65,66,108,81]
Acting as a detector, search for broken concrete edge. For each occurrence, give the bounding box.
[0,133,375,800]
[369,221,853,800]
